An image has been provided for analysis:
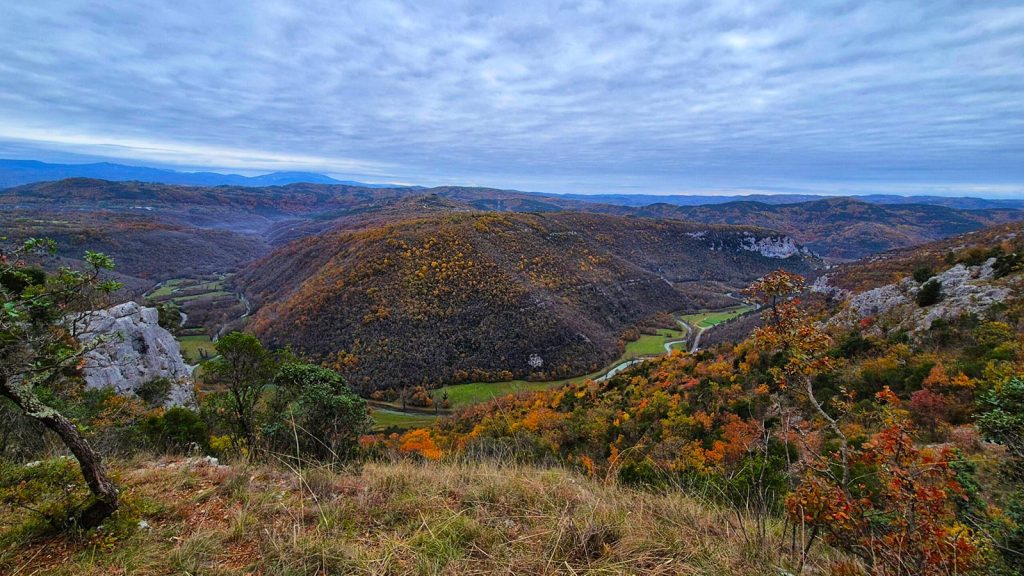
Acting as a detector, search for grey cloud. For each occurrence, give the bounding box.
[0,0,1020,196]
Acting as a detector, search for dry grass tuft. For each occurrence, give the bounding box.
[0,456,844,575]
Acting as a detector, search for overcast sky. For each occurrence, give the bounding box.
[1,1,1022,196]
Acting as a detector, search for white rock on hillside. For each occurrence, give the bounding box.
[739,233,811,259]
[848,282,911,317]
[77,301,194,406]
[840,258,1012,334]
[810,274,850,299]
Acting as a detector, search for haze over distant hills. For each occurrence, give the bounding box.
[2,177,1021,268]
[1,159,1020,212]
[631,197,1024,260]
[559,192,1024,211]
[0,159,397,189]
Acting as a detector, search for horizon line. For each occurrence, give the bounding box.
[2,156,1022,200]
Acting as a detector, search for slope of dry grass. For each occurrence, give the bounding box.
[0,456,847,575]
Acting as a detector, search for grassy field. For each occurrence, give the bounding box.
[178,334,216,364]
[152,275,238,365]
[366,328,691,416]
[362,306,740,429]
[437,326,688,409]
[443,378,577,408]
[371,408,439,431]
[624,327,686,356]
[377,363,613,415]
[148,278,186,299]
[172,290,234,303]
[148,276,229,304]
[0,457,826,575]
[680,304,756,328]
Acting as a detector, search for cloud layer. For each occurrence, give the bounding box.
[0,1,1021,195]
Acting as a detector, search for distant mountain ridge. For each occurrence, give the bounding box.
[2,158,1020,211]
[0,159,397,188]
[631,197,1023,260]
[556,192,1024,210]
[2,178,1021,262]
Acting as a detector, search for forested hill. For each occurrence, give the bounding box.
[812,220,1024,294]
[3,179,1019,266]
[238,211,818,392]
[633,197,1022,260]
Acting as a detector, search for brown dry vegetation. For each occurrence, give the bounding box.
[822,221,1024,293]
[0,456,845,575]
[239,211,818,392]
[635,197,1022,261]
[0,211,268,285]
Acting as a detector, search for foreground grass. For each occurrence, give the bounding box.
[0,456,841,575]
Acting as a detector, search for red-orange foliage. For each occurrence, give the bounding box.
[908,388,949,436]
[406,386,434,408]
[398,428,442,460]
[787,390,984,576]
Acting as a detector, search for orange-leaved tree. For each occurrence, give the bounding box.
[748,270,848,490]
[749,270,984,574]
[788,389,983,576]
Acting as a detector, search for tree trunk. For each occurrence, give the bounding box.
[1,378,119,527]
[42,410,120,527]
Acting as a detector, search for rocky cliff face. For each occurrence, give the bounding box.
[77,301,194,406]
[739,233,813,259]
[683,230,819,262]
[830,258,1014,334]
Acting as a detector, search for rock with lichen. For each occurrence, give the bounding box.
[836,258,1013,334]
[76,301,194,406]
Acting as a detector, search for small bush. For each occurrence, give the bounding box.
[993,252,1022,278]
[917,279,943,307]
[155,302,182,334]
[0,457,86,529]
[958,247,992,267]
[265,363,372,462]
[142,408,208,453]
[136,377,173,407]
[407,386,434,408]
[618,460,671,488]
[912,266,934,283]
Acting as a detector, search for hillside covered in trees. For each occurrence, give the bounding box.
[239,211,818,392]
[374,222,1024,575]
[635,197,1022,260]
[3,221,1021,575]
[3,179,1018,279]
[0,210,267,291]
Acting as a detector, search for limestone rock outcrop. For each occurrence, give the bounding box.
[835,258,1012,334]
[77,301,194,406]
[739,233,814,259]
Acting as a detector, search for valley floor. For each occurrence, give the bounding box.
[0,456,841,575]
[370,304,756,431]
